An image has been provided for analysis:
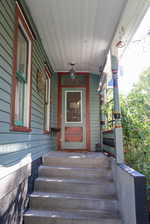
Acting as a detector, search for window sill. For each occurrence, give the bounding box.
[43,130,50,135]
[11,126,32,132]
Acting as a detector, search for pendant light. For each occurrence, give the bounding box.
[69,63,76,79]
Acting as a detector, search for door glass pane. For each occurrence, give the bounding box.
[66,92,81,122]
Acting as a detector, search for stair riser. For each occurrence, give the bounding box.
[30,197,119,212]
[43,157,110,168]
[35,181,115,196]
[39,167,113,181]
[24,216,122,224]
[24,153,121,224]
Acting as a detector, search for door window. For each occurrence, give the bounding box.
[65,91,82,122]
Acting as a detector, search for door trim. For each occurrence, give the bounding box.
[57,72,91,152]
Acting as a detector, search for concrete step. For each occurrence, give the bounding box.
[24,209,122,224]
[30,192,119,213]
[43,152,110,168]
[35,177,115,197]
[39,165,113,181]
[24,152,122,223]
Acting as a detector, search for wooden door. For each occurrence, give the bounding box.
[61,88,86,150]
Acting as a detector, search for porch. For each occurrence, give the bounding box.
[0,0,149,223]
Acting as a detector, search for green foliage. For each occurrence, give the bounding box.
[103,88,114,129]
[120,67,150,199]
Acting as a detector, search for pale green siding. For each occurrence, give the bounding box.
[0,0,57,168]
[50,72,58,151]
[51,72,58,127]
[90,74,100,151]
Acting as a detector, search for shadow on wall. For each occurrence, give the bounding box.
[0,180,27,224]
[27,157,42,194]
[0,157,42,224]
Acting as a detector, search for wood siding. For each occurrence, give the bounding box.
[90,74,100,151]
[0,0,57,178]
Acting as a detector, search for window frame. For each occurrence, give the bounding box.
[11,3,34,132]
[43,66,52,134]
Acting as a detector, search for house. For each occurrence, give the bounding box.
[0,0,149,223]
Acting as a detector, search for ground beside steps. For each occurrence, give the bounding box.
[24,152,122,224]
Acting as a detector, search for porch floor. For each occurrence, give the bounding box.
[44,151,107,158]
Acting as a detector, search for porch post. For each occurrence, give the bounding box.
[111,55,124,163]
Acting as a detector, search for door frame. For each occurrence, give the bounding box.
[57,72,91,152]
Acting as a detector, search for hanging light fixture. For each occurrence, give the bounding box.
[69,63,76,79]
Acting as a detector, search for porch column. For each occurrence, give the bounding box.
[111,55,124,163]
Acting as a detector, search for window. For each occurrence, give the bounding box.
[11,3,34,131]
[15,27,29,127]
[44,67,51,133]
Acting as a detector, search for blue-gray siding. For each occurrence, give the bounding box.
[0,0,57,171]
[90,74,100,151]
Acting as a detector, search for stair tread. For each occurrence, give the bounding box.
[43,152,110,166]
[43,152,107,159]
[30,191,117,200]
[24,153,121,223]
[24,209,121,220]
[39,165,110,171]
[36,177,112,184]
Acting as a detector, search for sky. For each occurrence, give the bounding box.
[119,7,150,95]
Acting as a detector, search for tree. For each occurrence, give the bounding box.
[120,67,150,198]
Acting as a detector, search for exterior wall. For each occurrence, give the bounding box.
[90,74,100,151]
[0,0,57,223]
[50,72,58,151]
[51,73,58,128]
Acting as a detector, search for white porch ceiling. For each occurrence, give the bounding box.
[26,0,126,73]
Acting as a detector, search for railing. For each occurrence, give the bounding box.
[147,176,150,219]
[147,176,150,195]
[111,160,148,224]
[102,129,116,156]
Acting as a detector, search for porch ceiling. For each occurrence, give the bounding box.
[26,0,126,73]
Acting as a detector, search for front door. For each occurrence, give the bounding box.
[61,88,86,150]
